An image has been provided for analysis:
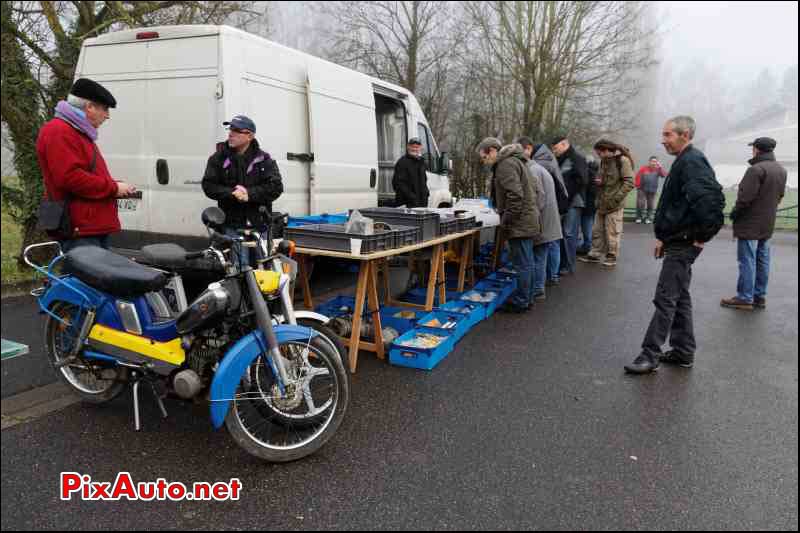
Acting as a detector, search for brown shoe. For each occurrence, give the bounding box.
[720,297,754,311]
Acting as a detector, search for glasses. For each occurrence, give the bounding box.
[228,127,252,135]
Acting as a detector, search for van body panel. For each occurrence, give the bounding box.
[76,25,448,248]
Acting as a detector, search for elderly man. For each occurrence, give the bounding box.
[36,78,137,252]
[625,116,725,374]
[721,137,787,311]
[477,137,541,312]
[392,137,430,208]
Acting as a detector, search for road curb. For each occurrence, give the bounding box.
[1,381,78,430]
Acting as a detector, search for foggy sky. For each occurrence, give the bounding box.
[658,1,798,78]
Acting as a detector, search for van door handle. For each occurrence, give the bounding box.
[156,159,169,185]
[287,152,314,163]
[370,168,377,188]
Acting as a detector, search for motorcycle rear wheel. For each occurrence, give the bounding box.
[44,301,128,404]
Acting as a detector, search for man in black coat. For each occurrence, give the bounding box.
[721,137,787,311]
[392,137,430,208]
[202,115,283,229]
[202,115,283,265]
[625,115,725,374]
[551,134,588,275]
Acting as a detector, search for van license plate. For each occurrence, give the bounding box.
[117,199,139,211]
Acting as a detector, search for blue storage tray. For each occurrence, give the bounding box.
[486,270,517,285]
[416,310,470,343]
[459,287,506,317]
[389,326,457,370]
[287,213,348,228]
[400,287,463,306]
[378,306,427,334]
[473,279,515,315]
[314,295,358,319]
[439,300,486,327]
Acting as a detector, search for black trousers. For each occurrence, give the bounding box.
[641,243,703,359]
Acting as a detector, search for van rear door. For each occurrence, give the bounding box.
[77,29,220,249]
[306,62,378,214]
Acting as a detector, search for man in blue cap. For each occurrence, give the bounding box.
[721,137,787,311]
[202,115,283,263]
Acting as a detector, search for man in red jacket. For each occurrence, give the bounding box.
[36,78,136,252]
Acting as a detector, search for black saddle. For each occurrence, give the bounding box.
[141,243,189,270]
[64,246,169,299]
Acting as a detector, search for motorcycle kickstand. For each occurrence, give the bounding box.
[130,371,168,432]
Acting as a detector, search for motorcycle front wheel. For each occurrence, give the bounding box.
[225,334,349,462]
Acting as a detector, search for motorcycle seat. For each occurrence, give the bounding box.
[141,243,188,270]
[64,246,169,299]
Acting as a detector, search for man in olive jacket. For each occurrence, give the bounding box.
[625,116,725,374]
[580,139,635,268]
[478,137,542,312]
[721,137,787,311]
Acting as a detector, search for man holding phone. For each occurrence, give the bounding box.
[624,116,725,374]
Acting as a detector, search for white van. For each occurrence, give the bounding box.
[75,25,452,251]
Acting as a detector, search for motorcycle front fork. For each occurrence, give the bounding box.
[244,268,291,393]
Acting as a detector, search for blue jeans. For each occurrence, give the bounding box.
[533,243,550,294]
[547,240,561,282]
[560,207,582,273]
[60,235,110,253]
[737,239,771,303]
[508,238,534,308]
[578,211,595,253]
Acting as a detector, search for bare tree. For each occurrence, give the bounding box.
[1,1,259,260]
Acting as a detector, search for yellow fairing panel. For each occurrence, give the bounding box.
[88,325,185,366]
[254,270,280,294]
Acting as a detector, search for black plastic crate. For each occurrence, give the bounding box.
[286,224,395,254]
[456,215,476,232]
[390,225,422,248]
[439,217,460,235]
[358,208,440,242]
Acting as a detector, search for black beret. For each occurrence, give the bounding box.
[550,134,568,146]
[748,137,777,152]
[70,78,117,108]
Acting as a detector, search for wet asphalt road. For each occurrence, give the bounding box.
[1,225,797,530]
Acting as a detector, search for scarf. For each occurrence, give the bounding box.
[54,100,98,142]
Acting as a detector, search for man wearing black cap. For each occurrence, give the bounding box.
[36,78,137,251]
[550,134,588,276]
[392,137,430,208]
[721,137,787,311]
[202,115,283,263]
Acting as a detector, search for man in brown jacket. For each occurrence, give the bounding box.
[721,137,787,311]
[477,137,542,312]
[579,139,635,268]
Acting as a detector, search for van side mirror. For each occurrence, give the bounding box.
[156,159,169,185]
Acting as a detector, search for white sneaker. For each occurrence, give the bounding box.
[645,219,652,224]
[635,218,642,224]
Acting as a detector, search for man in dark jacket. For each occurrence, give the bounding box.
[203,115,283,227]
[478,137,542,312]
[578,157,600,255]
[202,115,283,264]
[625,116,725,374]
[721,137,787,311]
[392,137,430,208]
[551,135,588,275]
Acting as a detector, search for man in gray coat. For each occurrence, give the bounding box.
[477,137,542,312]
[721,137,787,311]
[519,137,563,301]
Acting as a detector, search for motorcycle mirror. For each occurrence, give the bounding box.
[202,207,226,229]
